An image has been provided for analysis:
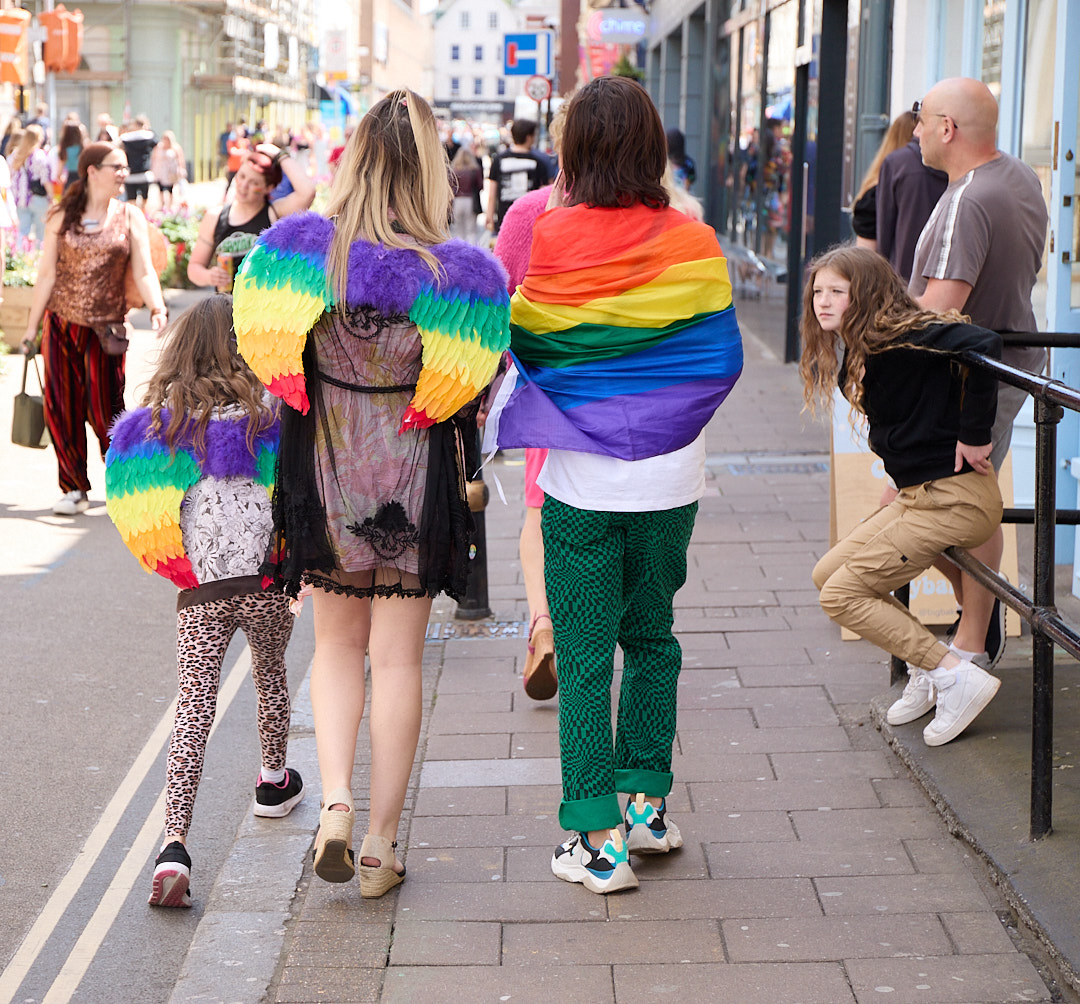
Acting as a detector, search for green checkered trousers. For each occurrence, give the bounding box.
[541,497,698,833]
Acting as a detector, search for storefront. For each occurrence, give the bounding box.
[647,0,853,362]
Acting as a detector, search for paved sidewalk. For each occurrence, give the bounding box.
[169,327,1062,1004]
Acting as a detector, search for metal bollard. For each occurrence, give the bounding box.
[456,427,493,620]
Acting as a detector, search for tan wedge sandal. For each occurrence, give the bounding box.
[358,833,406,898]
[313,788,355,883]
[523,613,557,701]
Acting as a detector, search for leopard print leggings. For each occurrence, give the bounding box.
[166,590,295,837]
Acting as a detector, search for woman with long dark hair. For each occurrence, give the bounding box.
[19,141,168,515]
[57,119,85,193]
[233,90,509,897]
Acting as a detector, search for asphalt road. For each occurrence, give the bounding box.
[0,301,316,1003]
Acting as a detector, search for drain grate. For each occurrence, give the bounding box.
[725,461,829,476]
[426,619,527,641]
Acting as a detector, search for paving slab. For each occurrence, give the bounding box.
[379,965,616,1002]
[388,920,502,966]
[844,954,1052,1003]
[500,919,725,965]
[722,913,952,962]
[612,962,857,1004]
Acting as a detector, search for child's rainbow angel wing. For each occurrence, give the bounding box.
[105,408,200,589]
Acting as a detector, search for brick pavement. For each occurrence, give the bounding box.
[169,325,1059,1003]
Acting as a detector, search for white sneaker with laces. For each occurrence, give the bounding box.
[550,829,638,894]
[922,660,1001,746]
[886,666,936,725]
[53,490,89,515]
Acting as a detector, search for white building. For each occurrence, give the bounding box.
[431,0,557,124]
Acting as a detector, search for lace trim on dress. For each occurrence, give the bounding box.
[303,571,430,601]
[339,304,412,341]
[346,500,421,560]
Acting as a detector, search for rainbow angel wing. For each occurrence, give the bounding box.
[105,409,200,589]
[400,256,511,432]
[233,214,334,414]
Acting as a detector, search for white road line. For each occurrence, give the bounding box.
[0,647,254,1004]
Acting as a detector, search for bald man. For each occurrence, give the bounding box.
[909,76,1047,671]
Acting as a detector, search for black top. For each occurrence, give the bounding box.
[876,139,949,282]
[851,186,877,239]
[121,129,157,176]
[844,322,1001,489]
[487,148,550,230]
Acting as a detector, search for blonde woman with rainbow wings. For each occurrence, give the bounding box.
[233,89,509,897]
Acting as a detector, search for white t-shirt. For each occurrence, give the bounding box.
[537,434,706,512]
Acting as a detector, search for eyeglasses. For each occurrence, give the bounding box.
[911,101,955,129]
[97,161,129,173]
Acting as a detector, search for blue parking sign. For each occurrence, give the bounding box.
[503,32,553,76]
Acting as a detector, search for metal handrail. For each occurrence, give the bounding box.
[888,340,1080,840]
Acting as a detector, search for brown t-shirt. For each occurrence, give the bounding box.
[909,152,1047,334]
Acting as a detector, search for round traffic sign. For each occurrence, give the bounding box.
[525,75,551,102]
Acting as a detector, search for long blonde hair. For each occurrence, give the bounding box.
[141,295,276,456]
[799,246,967,417]
[854,112,915,202]
[9,124,44,173]
[324,89,452,303]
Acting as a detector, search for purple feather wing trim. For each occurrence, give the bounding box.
[256,215,509,311]
[260,212,334,258]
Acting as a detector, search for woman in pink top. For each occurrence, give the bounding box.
[493,114,562,701]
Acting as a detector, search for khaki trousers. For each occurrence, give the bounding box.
[813,470,1002,670]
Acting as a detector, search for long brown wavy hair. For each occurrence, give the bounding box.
[799,246,967,416]
[560,76,669,210]
[140,295,277,456]
[49,141,117,236]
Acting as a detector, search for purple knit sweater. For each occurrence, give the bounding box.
[493,185,553,294]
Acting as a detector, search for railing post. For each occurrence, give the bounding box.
[891,584,910,685]
[456,427,493,621]
[1030,396,1062,840]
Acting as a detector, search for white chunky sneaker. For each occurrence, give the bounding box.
[52,490,89,515]
[886,666,936,725]
[922,660,1001,747]
[551,829,638,894]
[624,793,683,854]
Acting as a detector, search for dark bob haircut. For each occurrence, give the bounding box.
[560,76,669,210]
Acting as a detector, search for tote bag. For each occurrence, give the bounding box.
[12,354,50,449]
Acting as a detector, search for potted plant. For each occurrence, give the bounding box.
[1,235,40,350]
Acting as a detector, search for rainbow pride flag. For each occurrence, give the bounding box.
[490,203,743,461]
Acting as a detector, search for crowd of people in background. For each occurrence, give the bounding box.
[1,109,192,233]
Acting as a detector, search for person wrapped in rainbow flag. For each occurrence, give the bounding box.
[485,76,743,895]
